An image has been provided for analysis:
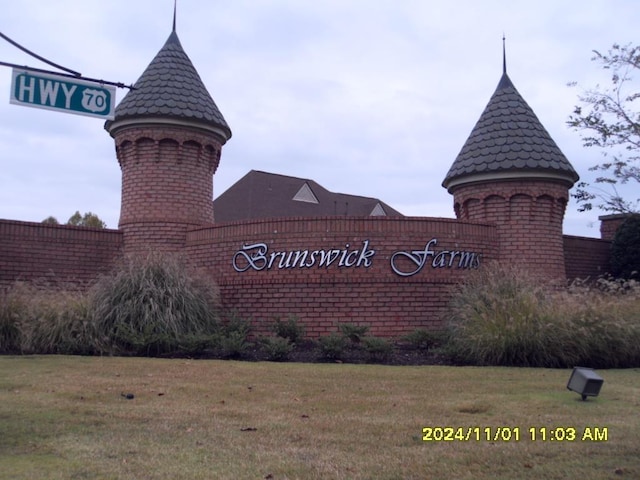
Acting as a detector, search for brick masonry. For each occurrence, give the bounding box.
[112,124,222,255]
[0,219,123,291]
[0,122,619,337]
[186,216,497,336]
[452,179,570,279]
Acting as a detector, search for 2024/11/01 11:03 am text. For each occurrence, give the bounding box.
[421,426,608,442]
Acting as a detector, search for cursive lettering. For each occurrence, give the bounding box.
[232,241,376,272]
[390,239,481,277]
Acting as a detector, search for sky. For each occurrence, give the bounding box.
[0,0,637,237]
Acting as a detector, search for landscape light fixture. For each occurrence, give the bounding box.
[567,367,604,401]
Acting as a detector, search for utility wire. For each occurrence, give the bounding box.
[0,31,80,76]
[0,30,134,89]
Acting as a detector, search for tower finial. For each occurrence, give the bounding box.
[502,33,507,74]
[172,0,177,32]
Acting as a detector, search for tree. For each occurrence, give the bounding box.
[567,43,640,213]
[66,211,107,229]
[610,214,640,279]
[41,216,59,225]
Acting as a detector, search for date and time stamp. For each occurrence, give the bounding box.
[422,426,609,442]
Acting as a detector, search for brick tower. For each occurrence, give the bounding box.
[105,25,231,255]
[442,57,579,278]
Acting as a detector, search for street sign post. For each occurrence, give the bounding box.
[10,69,116,120]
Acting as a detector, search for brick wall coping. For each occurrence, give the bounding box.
[187,215,496,243]
[0,218,123,243]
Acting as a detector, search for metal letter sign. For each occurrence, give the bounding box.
[10,69,116,120]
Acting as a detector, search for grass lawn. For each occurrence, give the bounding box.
[0,356,638,479]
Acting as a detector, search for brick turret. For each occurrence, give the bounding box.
[105,28,231,255]
[442,63,578,278]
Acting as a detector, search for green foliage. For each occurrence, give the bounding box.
[362,336,393,361]
[41,216,59,225]
[210,311,253,359]
[446,264,640,367]
[568,43,640,213]
[610,214,640,279]
[338,323,369,343]
[270,315,305,344]
[259,336,294,361]
[89,253,220,355]
[402,328,439,350]
[216,331,252,359]
[67,211,107,229]
[317,333,348,360]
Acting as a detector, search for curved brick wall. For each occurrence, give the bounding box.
[187,216,497,336]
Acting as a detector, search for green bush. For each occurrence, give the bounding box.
[216,331,253,359]
[446,264,640,368]
[610,214,640,279]
[338,323,369,344]
[317,333,348,360]
[362,336,394,361]
[402,328,440,350]
[209,311,253,359]
[260,336,294,361]
[89,253,221,355]
[270,315,305,344]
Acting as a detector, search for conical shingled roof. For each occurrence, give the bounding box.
[105,30,231,141]
[442,72,578,192]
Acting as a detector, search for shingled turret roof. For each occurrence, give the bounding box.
[442,70,578,192]
[105,29,231,142]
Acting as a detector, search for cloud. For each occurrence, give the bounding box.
[0,0,637,234]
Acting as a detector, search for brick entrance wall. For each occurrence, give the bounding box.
[187,216,497,336]
[0,219,123,290]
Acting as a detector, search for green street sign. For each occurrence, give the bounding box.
[10,69,116,119]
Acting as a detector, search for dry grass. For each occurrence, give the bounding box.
[1,356,639,480]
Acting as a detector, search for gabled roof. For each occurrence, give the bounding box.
[213,170,403,223]
[105,30,231,141]
[442,71,579,192]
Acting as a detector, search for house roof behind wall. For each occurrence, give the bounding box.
[213,170,403,223]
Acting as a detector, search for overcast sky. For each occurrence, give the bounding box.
[1,1,637,237]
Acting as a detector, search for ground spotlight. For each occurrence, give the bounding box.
[567,367,604,401]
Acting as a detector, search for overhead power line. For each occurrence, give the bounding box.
[0,30,134,89]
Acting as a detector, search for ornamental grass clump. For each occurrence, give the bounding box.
[89,253,221,355]
[446,264,577,367]
[0,281,95,355]
[555,277,640,368]
[446,264,640,368]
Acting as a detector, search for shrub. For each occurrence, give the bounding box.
[0,282,95,355]
[446,264,578,367]
[362,336,394,361]
[402,328,439,350]
[216,331,253,359]
[0,285,28,353]
[557,277,640,368]
[221,311,252,338]
[89,253,220,355]
[338,323,369,344]
[260,336,294,361]
[610,214,640,279]
[210,311,253,359]
[317,333,348,360]
[270,315,305,344]
[446,263,640,368]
